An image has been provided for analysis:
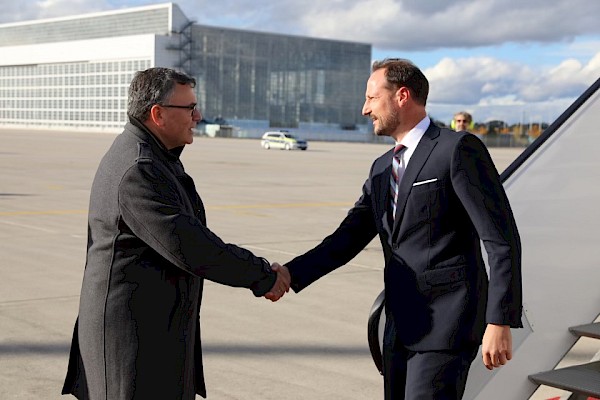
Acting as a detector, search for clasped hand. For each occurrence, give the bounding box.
[264,263,291,302]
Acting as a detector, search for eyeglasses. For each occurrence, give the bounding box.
[159,103,199,116]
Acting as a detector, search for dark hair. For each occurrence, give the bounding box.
[371,58,429,106]
[128,67,196,121]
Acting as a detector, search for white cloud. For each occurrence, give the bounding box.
[425,52,600,123]
[1,0,599,125]
[519,56,600,101]
[425,57,533,104]
[176,0,600,124]
[1,0,112,22]
[563,40,600,59]
[168,0,600,51]
[4,0,600,49]
[287,0,600,51]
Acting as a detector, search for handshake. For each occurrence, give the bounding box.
[265,263,291,302]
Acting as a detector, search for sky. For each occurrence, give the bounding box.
[2,0,600,125]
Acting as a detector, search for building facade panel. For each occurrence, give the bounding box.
[0,3,371,133]
[191,25,371,128]
[0,33,158,131]
[1,35,158,66]
[0,6,171,47]
[0,58,151,131]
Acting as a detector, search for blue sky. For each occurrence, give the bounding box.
[2,0,600,125]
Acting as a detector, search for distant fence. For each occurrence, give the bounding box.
[198,122,529,148]
[477,134,530,148]
[232,126,393,144]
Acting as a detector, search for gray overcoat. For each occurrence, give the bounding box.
[62,118,276,399]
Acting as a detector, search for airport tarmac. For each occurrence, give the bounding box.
[0,129,594,399]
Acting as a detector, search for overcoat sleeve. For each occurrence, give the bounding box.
[286,164,379,292]
[117,159,276,296]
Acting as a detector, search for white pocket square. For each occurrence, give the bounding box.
[413,178,438,186]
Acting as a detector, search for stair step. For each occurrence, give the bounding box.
[529,361,600,398]
[569,322,600,339]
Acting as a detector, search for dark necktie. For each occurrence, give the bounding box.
[390,144,406,219]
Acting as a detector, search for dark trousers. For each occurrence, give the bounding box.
[382,320,479,400]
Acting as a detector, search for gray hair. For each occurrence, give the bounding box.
[128,67,196,121]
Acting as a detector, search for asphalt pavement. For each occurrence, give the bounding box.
[0,129,582,399]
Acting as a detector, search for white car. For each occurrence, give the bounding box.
[261,131,308,150]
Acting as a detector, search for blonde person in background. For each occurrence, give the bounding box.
[452,111,473,132]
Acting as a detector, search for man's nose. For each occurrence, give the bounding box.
[361,102,370,116]
[193,109,203,121]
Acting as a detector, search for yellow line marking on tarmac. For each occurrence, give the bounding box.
[0,202,352,217]
[231,210,269,217]
[46,184,64,190]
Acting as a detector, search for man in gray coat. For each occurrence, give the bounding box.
[62,67,290,399]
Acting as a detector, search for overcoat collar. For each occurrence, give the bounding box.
[127,116,185,161]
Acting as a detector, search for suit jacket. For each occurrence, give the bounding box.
[286,124,522,351]
[62,118,276,399]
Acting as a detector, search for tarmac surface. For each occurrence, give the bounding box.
[0,129,590,399]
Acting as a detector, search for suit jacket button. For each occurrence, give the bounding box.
[392,244,399,250]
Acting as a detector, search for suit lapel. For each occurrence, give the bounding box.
[393,125,439,234]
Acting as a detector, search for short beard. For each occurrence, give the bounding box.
[373,113,400,137]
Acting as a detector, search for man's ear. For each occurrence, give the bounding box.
[395,86,409,106]
[149,104,165,127]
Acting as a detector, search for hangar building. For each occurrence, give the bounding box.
[0,3,371,133]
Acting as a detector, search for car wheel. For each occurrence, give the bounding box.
[264,142,270,149]
[285,143,291,150]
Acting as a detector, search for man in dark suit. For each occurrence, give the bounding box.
[268,59,522,399]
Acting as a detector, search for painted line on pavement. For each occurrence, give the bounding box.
[0,219,57,233]
[0,202,353,217]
